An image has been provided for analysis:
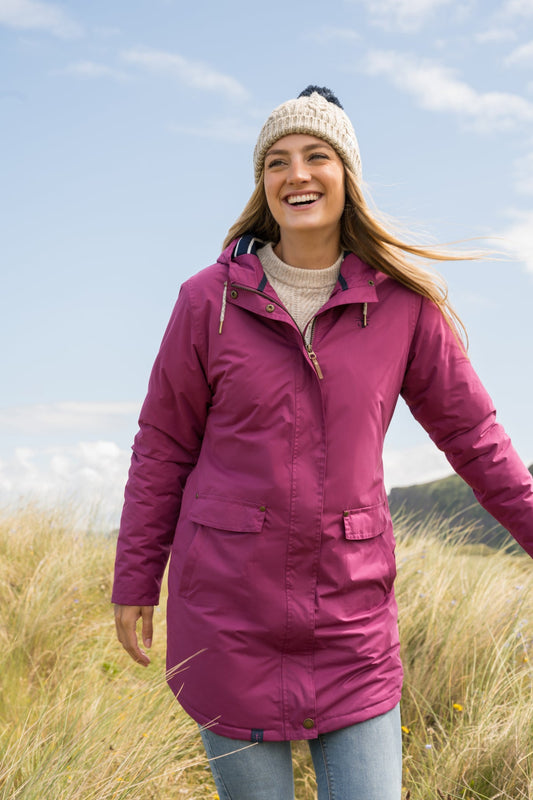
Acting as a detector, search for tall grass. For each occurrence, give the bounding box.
[1,505,533,798]
[396,517,533,799]
[0,505,208,800]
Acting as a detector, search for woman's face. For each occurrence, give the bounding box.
[263,133,345,242]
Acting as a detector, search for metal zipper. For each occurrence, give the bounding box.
[304,317,323,380]
[230,282,324,380]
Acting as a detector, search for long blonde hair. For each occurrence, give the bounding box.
[223,166,472,346]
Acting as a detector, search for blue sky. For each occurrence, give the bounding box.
[1,0,532,527]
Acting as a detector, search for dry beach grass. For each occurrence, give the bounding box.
[1,505,533,798]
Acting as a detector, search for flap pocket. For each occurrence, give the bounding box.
[343,501,389,540]
[188,494,266,533]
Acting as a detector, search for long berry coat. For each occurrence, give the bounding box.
[112,236,533,742]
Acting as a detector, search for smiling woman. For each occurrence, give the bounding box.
[112,85,533,800]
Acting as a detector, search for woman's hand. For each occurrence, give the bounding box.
[114,604,154,666]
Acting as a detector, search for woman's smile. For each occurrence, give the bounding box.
[284,192,322,207]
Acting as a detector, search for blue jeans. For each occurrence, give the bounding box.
[199,704,402,800]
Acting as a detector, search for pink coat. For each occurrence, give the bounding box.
[112,236,533,741]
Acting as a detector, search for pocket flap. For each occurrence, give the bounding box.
[188,494,266,533]
[343,502,389,540]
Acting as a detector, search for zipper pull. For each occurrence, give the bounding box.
[306,344,324,379]
[219,281,228,334]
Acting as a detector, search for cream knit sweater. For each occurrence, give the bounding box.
[257,243,343,344]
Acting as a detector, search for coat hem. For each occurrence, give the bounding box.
[173,688,403,742]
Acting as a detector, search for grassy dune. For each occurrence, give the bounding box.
[1,506,533,799]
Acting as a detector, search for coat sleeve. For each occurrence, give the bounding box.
[111,281,211,605]
[401,296,533,555]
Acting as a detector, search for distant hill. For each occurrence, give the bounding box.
[388,463,533,549]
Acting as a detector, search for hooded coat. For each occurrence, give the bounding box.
[112,235,533,742]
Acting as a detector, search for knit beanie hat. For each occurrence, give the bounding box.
[253,85,362,184]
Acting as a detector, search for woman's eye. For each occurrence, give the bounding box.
[309,152,328,161]
[266,158,285,168]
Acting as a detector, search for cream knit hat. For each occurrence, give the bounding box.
[253,86,362,184]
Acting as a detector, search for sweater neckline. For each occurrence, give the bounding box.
[257,243,343,289]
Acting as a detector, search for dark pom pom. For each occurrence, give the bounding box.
[298,85,343,109]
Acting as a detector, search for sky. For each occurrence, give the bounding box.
[1,0,533,528]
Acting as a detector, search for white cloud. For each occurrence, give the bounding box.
[0,441,130,529]
[383,442,452,491]
[306,26,361,43]
[364,49,533,131]
[499,210,533,274]
[62,61,129,81]
[501,0,533,16]
[348,0,457,31]
[513,150,533,193]
[121,48,249,102]
[0,403,141,527]
[505,39,533,66]
[0,442,129,526]
[0,401,140,435]
[474,28,517,44]
[0,0,82,38]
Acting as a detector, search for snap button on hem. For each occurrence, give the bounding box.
[302,718,314,730]
[265,303,275,313]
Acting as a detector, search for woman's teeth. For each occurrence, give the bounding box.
[286,193,320,205]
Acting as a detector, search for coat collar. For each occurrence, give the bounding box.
[219,236,379,307]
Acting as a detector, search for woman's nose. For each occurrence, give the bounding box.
[286,157,310,183]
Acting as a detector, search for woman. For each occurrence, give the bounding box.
[112,86,533,800]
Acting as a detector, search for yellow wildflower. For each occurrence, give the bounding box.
[453,703,463,712]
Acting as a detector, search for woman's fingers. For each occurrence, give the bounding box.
[114,604,154,666]
[141,605,154,650]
